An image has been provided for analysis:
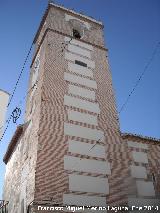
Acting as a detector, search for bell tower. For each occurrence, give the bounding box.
[30,2,122,207]
[3,3,130,212]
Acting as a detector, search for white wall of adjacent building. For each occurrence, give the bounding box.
[0,90,9,138]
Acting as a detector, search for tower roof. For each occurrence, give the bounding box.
[49,2,103,25]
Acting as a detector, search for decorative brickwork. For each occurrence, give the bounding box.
[2,3,160,213]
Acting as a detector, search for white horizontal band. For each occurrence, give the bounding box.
[64,155,111,175]
[68,44,91,58]
[68,62,93,78]
[65,52,95,68]
[69,174,109,194]
[67,110,98,125]
[65,37,93,51]
[63,194,106,206]
[64,123,104,141]
[64,72,97,89]
[64,95,100,114]
[68,140,106,158]
[68,84,95,100]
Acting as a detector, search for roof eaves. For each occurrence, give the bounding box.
[0,89,10,96]
[33,3,103,44]
[3,125,24,164]
[121,132,160,143]
[49,3,103,26]
[33,5,50,44]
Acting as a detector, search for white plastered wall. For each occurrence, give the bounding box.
[64,123,104,141]
[63,34,109,206]
[64,72,97,89]
[67,110,98,125]
[68,140,106,158]
[130,165,147,179]
[65,14,91,30]
[68,84,95,100]
[0,90,9,138]
[63,194,107,206]
[136,180,155,197]
[64,95,100,114]
[65,37,93,50]
[68,44,91,58]
[64,155,111,175]
[68,62,93,78]
[128,141,148,150]
[69,174,109,194]
[132,151,148,164]
[65,52,95,68]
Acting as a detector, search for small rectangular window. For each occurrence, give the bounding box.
[75,60,87,67]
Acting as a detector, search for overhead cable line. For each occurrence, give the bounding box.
[0,81,38,142]
[0,37,69,143]
[7,42,34,108]
[86,41,160,154]
[61,38,73,52]
[118,41,160,114]
[71,41,160,168]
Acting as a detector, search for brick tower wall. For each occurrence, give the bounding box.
[3,4,160,213]
[33,4,126,208]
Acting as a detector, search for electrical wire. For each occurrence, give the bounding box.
[4,37,158,154]
[0,42,34,140]
[118,41,160,114]
[0,81,38,142]
[0,36,69,142]
[85,42,160,156]
[70,136,107,170]
[61,38,73,52]
[68,41,160,169]
[7,42,34,108]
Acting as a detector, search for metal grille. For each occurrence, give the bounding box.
[0,200,9,213]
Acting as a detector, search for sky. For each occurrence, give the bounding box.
[0,0,160,199]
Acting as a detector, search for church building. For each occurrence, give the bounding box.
[2,2,160,213]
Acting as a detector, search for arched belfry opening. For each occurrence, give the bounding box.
[73,29,81,39]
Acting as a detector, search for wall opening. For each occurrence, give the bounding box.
[73,29,81,39]
[75,60,87,67]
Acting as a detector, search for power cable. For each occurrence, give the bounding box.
[85,42,160,157]
[88,138,101,151]
[0,37,68,142]
[118,41,160,114]
[68,42,160,168]
[0,81,38,142]
[7,42,34,108]
[70,136,107,170]
[0,42,34,140]
[61,38,73,52]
